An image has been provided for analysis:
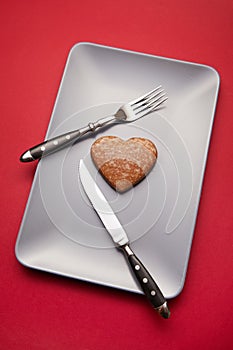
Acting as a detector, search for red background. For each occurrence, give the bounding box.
[1,1,232,349]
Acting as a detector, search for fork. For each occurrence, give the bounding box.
[20,85,167,162]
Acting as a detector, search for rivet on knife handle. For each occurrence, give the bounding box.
[120,244,170,319]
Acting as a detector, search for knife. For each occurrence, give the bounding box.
[79,160,170,318]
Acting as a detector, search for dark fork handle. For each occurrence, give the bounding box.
[20,115,115,162]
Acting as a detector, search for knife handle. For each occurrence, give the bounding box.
[19,115,116,162]
[120,244,170,318]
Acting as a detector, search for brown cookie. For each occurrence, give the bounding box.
[91,136,157,192]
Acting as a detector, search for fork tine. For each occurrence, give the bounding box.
[135,95,168,117]
[150,95,168,112]
[133,89,165,111]
[129,85,162,106]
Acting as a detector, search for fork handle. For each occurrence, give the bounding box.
[20,115,116,162]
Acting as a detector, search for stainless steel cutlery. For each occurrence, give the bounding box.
[79,159,170,318]
[20,86,167,162]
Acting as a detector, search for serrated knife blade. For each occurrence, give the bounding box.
[79,159,170,319]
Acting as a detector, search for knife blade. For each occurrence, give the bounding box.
[79,159,170,319]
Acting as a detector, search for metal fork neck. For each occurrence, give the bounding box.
[88,115,117,131]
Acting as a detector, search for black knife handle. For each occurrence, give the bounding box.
[120,244,170,318]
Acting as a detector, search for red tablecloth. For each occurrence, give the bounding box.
[1,1,232,349]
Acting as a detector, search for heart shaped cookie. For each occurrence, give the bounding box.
[91,136,157,192]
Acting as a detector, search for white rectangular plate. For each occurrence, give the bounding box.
[16,42,220,298]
